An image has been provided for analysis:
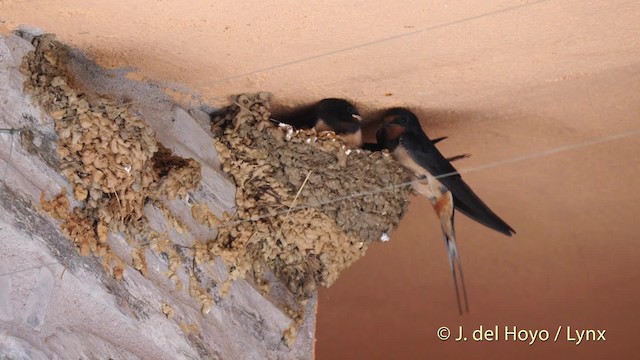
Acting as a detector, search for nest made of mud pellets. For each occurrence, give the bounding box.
[210,93,411,300]
[20,33,411,305]
[23,34,201,278]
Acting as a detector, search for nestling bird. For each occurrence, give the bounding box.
[274,98,363,147]
[376,108,515,314]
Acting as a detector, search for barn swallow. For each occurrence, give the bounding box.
[274,98,363,146]
[377,108,515,314]
[363,126,470,162]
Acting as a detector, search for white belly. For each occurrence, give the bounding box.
[392,145,447,204]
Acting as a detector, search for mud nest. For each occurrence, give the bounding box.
[21,34,201,277]
[20,34,411,306]
[210,93,411,300]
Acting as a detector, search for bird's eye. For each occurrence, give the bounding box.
[399,117,407,124]
[348,106,357,115]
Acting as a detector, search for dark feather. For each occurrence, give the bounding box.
[401,132,515,236]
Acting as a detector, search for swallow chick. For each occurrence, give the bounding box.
[274,98,363,147]
[377,108,515,314]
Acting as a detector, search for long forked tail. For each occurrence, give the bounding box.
[443,230,469,315]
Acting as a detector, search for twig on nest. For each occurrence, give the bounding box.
[276,170,312,240]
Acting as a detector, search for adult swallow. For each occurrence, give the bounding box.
[377,108,515,314]
[274,98,363,146]
[363,130,470,162]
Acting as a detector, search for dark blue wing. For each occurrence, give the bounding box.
[402,133,515,236]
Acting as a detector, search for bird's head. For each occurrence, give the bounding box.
[316,98,362,124]
[376,108,420,148]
